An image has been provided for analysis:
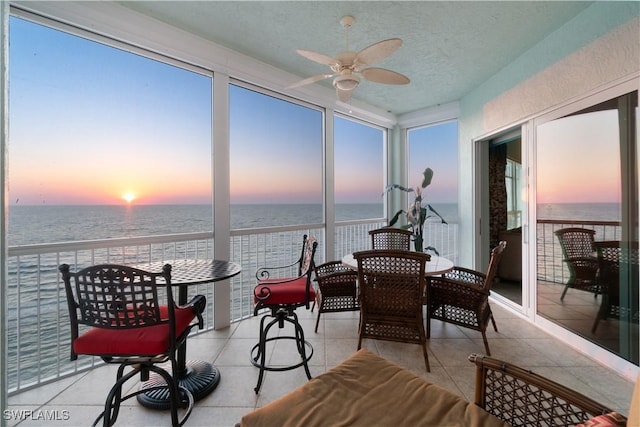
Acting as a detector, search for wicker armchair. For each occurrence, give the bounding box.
[469,353,625,427]
[427,241,506,355]
[555,227,600,301]
[592,241,639,334]
[369,227,413,250]
[354,249,431,371]
[313,261,359,332]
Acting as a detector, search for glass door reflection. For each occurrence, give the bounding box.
[535,91,638,365]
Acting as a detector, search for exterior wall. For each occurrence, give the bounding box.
[457,2,640,267]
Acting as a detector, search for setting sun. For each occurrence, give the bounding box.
[122,191,137,204]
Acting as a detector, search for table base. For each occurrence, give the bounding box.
[137,360,220,410]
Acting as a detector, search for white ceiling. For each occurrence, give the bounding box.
[117,1,593,115]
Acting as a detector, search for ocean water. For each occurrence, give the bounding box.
[537,202,621,222]
[8,203,460,246]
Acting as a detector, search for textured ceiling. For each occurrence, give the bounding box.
[117,1,592,115]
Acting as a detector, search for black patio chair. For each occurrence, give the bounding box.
[251,234,318,393]
[59,263,206,426]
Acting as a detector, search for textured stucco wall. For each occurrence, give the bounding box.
[456,2,640,267]
[484,16,639,131]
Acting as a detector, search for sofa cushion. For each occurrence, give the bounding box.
[240,348,509,427]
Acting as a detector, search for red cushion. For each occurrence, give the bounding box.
[73,305,196,356]
[575,412,627,427]
[254,277,315,305]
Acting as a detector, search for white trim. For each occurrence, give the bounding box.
[324,111,335,261]
[11,1,397,128]
[213,73,231,329]
[1,0,9,418]
[397,101,460,129]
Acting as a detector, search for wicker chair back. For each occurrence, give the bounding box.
[555,227,600,300]
[312,261,359,332]
[368,228,413,250]
[354,249,431,371]
[469,353,623,427]
[592,241,639,333]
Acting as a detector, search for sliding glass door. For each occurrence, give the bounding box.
[535,89,638,365]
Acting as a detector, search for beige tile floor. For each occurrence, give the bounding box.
[7,304,636,427]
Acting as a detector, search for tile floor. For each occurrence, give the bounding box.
[6,303,636,427]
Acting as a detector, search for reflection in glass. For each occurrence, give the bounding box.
[536,91,638,365]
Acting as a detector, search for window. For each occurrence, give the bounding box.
[407,121,459,223]
[505,151,523,230]
[407,120,459,260]
[229,84,323,228]
[333,115,385,221]
[8,16,213,245]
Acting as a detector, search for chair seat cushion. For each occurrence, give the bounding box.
[254,277,315,305]
[240,349,510,427]
[73,305,196,357]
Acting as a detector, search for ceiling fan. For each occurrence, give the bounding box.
[287,15,410,103]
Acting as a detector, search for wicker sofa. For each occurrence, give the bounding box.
[239,349,628,427]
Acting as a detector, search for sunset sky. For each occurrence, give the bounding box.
[9,16,458,207]
[8,16,621,207]
[9,17,213,206]
[536,109,621,204]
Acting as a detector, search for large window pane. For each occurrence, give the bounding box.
[407,121,459,261]
[407,121,458,221]
[8,17,213,245]
[536,91,638,365]
[229,84,323,228]
[334,115,384,221]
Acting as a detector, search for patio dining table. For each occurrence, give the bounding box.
[341,252,454,276]
[134,259,241,409]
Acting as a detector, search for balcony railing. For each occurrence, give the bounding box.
[6,219,458,394]
[536,219,621,284]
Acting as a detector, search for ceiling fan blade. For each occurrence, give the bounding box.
[287,73,336,89]
[336,87,354,103]
[296,49,339,67]
[354,38,402,66]
[361,67,410,85]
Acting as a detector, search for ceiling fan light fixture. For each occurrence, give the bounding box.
[333,74,360,91]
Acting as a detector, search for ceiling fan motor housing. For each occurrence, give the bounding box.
[333,74,360,91]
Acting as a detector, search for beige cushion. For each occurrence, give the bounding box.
[240,349,509,427]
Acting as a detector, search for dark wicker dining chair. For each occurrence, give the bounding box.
[354,249,431,371]
[555,227,600,301]
[591,241,639,334]
[313,260,359,332]
[469,353,624,427]
[251,234,318,393]
[369,227,413,250]
[427,241,506,356]
[59,263,206,427]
